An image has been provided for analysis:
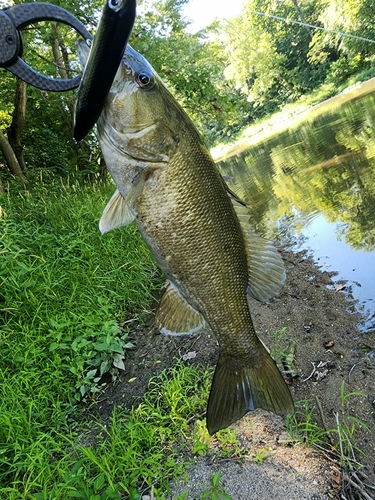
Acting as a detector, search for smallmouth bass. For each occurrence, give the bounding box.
[77,41,294,434]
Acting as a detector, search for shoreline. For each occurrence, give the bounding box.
[211,76,375,163]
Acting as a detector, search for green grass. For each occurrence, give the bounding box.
[0,362,212,499]
[0,177,246,498]
[175,475,233,500]
[0,178,195,498]
[285,383,374,499]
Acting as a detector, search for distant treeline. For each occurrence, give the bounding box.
[1,0,374,186]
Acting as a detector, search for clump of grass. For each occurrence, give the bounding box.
[191,421,242,460]
[176,471,233,500]
[286,382,374,500]
[270,327,298,380]
[332,382,374,500]
[286,399,333,447]
[1,353,212,499]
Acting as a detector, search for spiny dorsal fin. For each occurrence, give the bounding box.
[156,281,205,336]
[229,194,286,302]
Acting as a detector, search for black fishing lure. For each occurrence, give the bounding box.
[74,0,136,141]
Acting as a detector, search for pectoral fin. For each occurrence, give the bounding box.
[99,188,136,234]
[156,281,205,336]
[230,195,286,302]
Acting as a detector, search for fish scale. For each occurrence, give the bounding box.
[76,40,294,434]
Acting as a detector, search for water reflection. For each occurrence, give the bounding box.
[216,90,375,331]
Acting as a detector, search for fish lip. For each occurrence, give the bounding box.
[73,0,136,142]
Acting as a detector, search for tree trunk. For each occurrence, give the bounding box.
[7,78,27,174]
[50,23,75,117]
[290,0,312,38]
[51,23,70,80]
[0,129,27,183]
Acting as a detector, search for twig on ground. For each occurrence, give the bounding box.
[342,472,375,500]
[302,362,316,382]
[347,363,357,384]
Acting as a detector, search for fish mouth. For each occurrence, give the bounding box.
[73,0,136,142]
[121,44,155,77]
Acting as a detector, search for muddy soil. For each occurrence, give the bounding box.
[89,247,375,499]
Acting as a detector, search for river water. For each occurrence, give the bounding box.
[214,80,375,333]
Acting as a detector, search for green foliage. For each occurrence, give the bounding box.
[286,399,333,447]
[286,386,371,468]
[130,0,248,144]
[3,0,375,181]
[223,11,286,100]
[141,362,211,436]
[50,320,134,399]
[0,174,212,496]
[254,447,273,464]
[0,361,211,498]
[0,179,169,496]
[200,472,233,500]
[270,328,298,379]
[192,420,211,456]
[176,471,233,500]
[335,381,371,460]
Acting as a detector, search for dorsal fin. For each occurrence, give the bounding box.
[242,229,286,301]
[229,192,286,302]
[156,281,205,336]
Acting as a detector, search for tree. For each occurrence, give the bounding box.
[223,13,286,102]
[0,0,106,184]
[131,0,248,142]
[0,128,26,183]
[7,79,27,175]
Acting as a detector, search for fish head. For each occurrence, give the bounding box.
[76,40,181,200]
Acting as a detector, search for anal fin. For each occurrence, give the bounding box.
[156,281,205,336]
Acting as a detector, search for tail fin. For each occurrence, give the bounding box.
[206,350,294,435]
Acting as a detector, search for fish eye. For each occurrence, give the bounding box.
[136,72,155,90]
[108,0,124,12]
